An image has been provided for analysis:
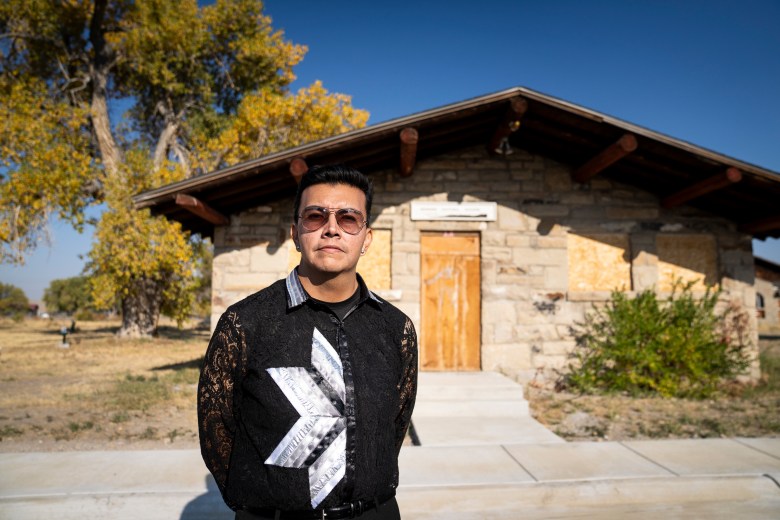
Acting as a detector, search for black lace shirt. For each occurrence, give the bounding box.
[198,270,418,512]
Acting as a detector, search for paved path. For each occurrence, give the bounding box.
[2,372,779,519]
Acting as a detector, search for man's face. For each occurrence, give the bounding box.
[292,183,372,277]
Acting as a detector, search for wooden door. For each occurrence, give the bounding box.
[420,233,481,371]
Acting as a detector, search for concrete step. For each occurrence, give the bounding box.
[412,399,529,417]
[414,371,528,417]
[411,415,563,446]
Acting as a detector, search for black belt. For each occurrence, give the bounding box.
[244,492,395,519]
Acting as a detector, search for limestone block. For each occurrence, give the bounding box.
[250,245,288,273]
[483,301,518,324]
[482,283,531,301]
[223,272,280,292]
[493,322,515,343]
[482,246,512,262]
[556,324,575,339]
[418,159,467,170]
[542,340,575,357]
[513,247,567,267]
[235,213,281,225]
[534,236,568,248]
[606,207,659,219]
[498,203,535,230]
[214,227,227,245]
[482,259,497,285]
[632,265,657,291]
[394,241,421,253]
[392,252,409,274]
[560,192,595,205]
[544,170,572,191]
[521,204,569,217]
[520,180,544,192]
[532,354,568,371]
[506,234,531,247]
[433,171,458,181]
[454,171,481,181]
[214,248,250,268]
[482,230,507,246]
[509,169,535,181]
[544,265,569,291]
[482,343,534,372]
[488,181,523,193]
[571,206,606,219]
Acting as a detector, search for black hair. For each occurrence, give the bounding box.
[292,164,374,226]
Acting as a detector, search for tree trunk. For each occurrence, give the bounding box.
[117,278,163,339]
[89,0,122,179]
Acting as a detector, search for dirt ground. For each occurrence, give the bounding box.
[527,337,780,441]
[0,318,778,452]
[0,318,206,452]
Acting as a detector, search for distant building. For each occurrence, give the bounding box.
[135,87,780,382]
[755,257,780,334]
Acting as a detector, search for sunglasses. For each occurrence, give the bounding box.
[297,206,367,235]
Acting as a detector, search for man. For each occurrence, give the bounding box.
[199,164,418,519]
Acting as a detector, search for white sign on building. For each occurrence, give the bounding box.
[410,201,497,221]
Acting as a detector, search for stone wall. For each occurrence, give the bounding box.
[211,145,760,382]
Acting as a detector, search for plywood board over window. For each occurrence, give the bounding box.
[287,229,391,291]
[657,234,718,291]
[568,233,631,292]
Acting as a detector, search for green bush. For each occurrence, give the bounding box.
[560,281,752,398]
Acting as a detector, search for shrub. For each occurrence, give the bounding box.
[560,281,752,398]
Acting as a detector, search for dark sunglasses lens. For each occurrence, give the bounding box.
[301,210,327,230]
[336,211,362,234]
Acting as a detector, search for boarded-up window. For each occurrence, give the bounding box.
[358,229,391,290]
[286,229,391,290]
[657,234,717,291]
[568,233,631,292]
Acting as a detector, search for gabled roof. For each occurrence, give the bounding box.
[133,86,780,239]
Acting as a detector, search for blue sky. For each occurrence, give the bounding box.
[2,0,779,303]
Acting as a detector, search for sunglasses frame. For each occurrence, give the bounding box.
[297,206,368,235]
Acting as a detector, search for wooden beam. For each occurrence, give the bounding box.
[662,167,743,208]
[175,194,229,226]
[739,216,780,235]
[399,127,419,177]
[489,97,528,154]
[573,133,638,183]
[290,157,309,184]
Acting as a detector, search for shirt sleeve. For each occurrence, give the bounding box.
[395,316,418,454]
[198,310,246,508]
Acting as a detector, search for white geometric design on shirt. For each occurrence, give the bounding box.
[265,328,346,508]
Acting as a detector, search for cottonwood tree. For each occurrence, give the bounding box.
[1,0,367,337]
[43,276,95,315]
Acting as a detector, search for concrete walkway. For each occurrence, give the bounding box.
[1,372,779,519]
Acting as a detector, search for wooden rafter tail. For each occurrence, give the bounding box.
[573,133,638,183]
[739,215,780,235]
[399,127,419,177]
[290,157,309,184]
[662,167,743,208]
[488,97,528,154]
[174,193,229,226]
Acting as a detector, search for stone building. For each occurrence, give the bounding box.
[755,257,780,334]
[135,87,780,382]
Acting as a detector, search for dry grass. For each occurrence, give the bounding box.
[527,338,780,441]
[0,317,208,451]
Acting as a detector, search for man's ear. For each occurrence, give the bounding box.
[360,228,373,255]
[290,223,300,251]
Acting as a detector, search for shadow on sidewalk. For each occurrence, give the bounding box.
[180,475,233,520]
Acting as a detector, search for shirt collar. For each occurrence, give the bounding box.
[285,268,381,309]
